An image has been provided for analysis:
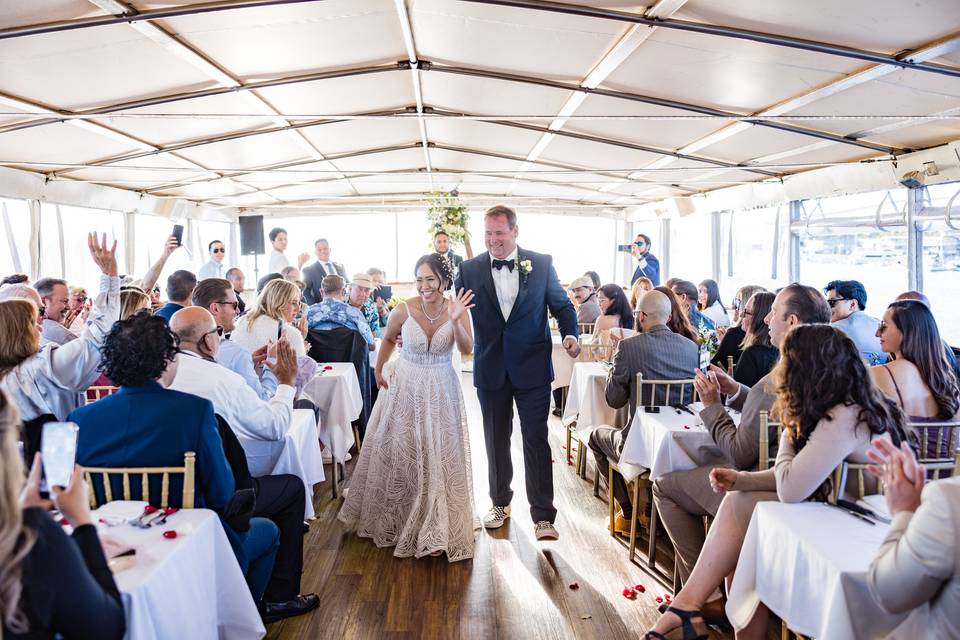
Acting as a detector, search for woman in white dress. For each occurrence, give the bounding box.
[338,254,477,561]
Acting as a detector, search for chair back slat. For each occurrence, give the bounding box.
[758,410,782,471]
[85,385,119,404]
[578,343,614,363]
[578,322,595,336]
[833,462,879,502]
[634,375,698,409]
[83,452,196,509]
[909,422,960,480]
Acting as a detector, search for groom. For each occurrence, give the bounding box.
[456,205,580,540]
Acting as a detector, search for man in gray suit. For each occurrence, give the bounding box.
[302,238,347,305]
[590,290,699,531]
[653,283,831,596]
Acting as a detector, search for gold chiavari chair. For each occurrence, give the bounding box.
[567,343,616,475]
[85,385,119,404]
[911,421,960,480]
[84,452,196,509]
[577,322,595,337]
[758,410,782,471]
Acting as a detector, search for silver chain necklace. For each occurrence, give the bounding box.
[420,299,446,324]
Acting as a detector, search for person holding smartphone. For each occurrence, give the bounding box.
[629,233,660,287]
[0,391,125,639]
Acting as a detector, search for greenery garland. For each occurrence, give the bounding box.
[426,191,469,246]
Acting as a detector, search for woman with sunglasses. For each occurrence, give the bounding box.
[0,234,120,422]
[710,285,766,370]
[731,292,777,388]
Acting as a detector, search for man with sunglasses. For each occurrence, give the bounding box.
[198,240,228,280]
[629,233,660,287]
[824,279,887,365]
[193,279,277,401]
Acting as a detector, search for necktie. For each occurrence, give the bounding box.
[325,263,334,275]
[492,258,515,272]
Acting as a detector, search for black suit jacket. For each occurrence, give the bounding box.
[303,261,348,305]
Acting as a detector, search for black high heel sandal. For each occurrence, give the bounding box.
[643,606,709,640]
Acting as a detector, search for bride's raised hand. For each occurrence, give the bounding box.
[449,288,475,321]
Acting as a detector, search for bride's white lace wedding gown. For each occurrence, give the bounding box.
[338,311,477,561]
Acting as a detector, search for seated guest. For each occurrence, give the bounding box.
[281,266,301,283]
[654,283,830,600]
[697,279,730,328]
[646,324,907,638]
[732,291,777,388]
[671,279,715,331]
[346,273,381,339]
[198,240,227,280]
[233,279,308,356]
[256,272,283,295]
[0,234,119,421]
[307,275,374,347]
[2,392,125,640]
[630,276,653,312]
[1,273,28,286]
[170,307,298,443]
[711,284,765,369]
[66,286,89,333]
[584,270,601,290]
[69,312,280,604]
[593,283,635,344]
[568,276,601,325]
[166,307,319,621]
[154,269,196,322]
[35,278,77,345]
[825,279,886,365]
[895,290,960,380]
[655,286,698,344]
[119,287,151,321]
[870,300,960,458]
[193,279,277,401]
[366,267,390,330]
[590,290,699,532]
[226,267,247,315]
[865,438,960,638]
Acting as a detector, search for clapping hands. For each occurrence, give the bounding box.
[867,438,924,516]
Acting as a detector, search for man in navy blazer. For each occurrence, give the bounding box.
[455,205,579,540]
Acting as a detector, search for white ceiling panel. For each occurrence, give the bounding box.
[256,71,414,118]
[261,181,357,202]
[0,0,106,29]
[421,69,573,116]
[329,146,425,173]
[426,119,545,158]
[172,129,307,170]
[301,118,420,156]
[154,0,406,81]
[0,121,141,168]
[538,132,664,172]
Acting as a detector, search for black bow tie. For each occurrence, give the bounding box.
[492,258,515,272]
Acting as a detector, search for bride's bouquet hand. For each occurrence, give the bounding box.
[449,288,475,321]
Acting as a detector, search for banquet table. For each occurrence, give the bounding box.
[92,501,265,640]
[617,402,731,483]
[561,361,623,431]
[240,409,324,518]
[551,335,574,391]
[300,362,363,464]
[727,500,915,640]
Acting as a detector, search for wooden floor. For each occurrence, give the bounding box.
[269,373,732,639]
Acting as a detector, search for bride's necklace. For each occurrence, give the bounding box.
[420,298,446,324]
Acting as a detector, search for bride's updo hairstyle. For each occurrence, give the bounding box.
[414,253,454,292]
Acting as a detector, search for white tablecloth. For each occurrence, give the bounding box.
[562,362,620,430]
[727,501,914,640]
[241,409,324,519]
[618,403,730,482]
[551,335,574,390]
[300,362,363,463]
[94,501,264,640]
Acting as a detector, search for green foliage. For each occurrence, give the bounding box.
[426,191,469,246]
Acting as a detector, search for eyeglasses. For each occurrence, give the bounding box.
[877,321,888,333]
[826,297,848,307]
[742,310,754,318]
[212,247,225,254]
[37,305,46,319]
[202,326,224,340]
[214,300,239,310]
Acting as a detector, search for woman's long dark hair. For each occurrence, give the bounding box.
[773,324,906,450]
[698,279,725,313]
[599,284,634,331]
[654,286,697,343]
[741,291,774,350]
[887,300,960,419]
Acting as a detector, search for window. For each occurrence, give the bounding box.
[718,207,789,302]
[0,197,31,278]
[668,212,712,286]
[921,180,960,345]
[39,203,126,291]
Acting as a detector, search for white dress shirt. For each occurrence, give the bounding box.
[268,249,290,274]
[197,259,225,280]
[0,275,120,420]
[170,350,295,443]
[490,247,520,320]
[319,261,337,276]
[216,337,278,402]
[41,318,79,346]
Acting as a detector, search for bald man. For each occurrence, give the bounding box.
[168,307,320,620]
[590,290,699,531]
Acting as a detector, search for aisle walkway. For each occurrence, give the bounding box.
[269,372,730,639]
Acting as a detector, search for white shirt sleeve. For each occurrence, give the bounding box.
[231,381,296,442]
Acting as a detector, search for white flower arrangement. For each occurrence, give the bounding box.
[517,258,533,285]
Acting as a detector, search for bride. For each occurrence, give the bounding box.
[338,253,477,561]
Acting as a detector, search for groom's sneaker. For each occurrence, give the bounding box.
[483,505,511,529]
[534,520,559,540]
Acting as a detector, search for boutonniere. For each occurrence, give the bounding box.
[517,258,533,285]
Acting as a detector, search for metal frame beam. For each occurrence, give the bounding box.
[458,0,960,80]
[393,0,433,190]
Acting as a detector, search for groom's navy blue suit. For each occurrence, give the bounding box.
[456,248,577,523]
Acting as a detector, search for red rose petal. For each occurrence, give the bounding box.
[60,518,69,526]
[622,587,635,598]
[567,460,574,466]
[323,365,333,370]
[162,530,178,539]
[634,584,645,592]
[664,594,672,600]
[144,505,158,514]
[569,582,579,590]
[655,596,663,603]
[683,425,690,430]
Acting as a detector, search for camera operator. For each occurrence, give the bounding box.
[627,234,660,286]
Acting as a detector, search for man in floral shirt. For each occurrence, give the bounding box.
[306,274,374,347]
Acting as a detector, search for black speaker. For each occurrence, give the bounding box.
[239,215,265,255]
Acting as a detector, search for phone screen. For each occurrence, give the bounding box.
[41,422,79,491]
[277,319,284,340]
[172,224,184,246]
[375,285,393,302]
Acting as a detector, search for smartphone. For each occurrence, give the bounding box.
[277,319,284,340]
[41,422,79,492]
[616,244,633,252]
[375,285,393,302]
[172,224,184,246]
[643,406,661,414]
